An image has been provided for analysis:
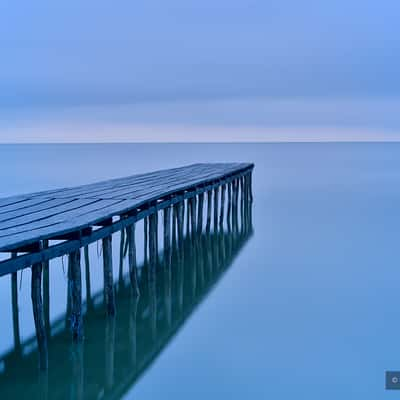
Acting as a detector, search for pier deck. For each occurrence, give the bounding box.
[0,162,253,274]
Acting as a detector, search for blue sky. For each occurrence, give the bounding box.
[0,1,399,141]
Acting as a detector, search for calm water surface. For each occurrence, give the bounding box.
[0,143,399,399]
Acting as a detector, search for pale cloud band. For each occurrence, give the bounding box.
[1,98,399,143]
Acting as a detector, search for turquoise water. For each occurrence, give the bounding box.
[0,143,399,398]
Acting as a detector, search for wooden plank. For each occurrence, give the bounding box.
[0,198,87,225]
[0,199,120,236]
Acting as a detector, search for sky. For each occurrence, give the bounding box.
[0,0,399,142]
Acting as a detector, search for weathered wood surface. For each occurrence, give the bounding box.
[0,163,253,254]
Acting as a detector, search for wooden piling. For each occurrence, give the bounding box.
[240,176,245,229]
[163,206,171,252]
[177,201,185,245]
[163,207,172,272]
[233,179,240,231]
[197,192,204,235]
[227,182,232,231]
[219,184,226,228]
[190,196,197,237]
[84,245,93,311]
[69,249,83,341]
[31,257,48,370]
[11,253,21,353]
[185,199,190,237]
[42,240,50,338]
[249,171,254,202]
[127,223,140,296]
[118,228,125,286]
[206,190,212,233]
[154,210,159,260]
[172,203,178,249]
[213,187,219,231]
[149,213,158,269]
[144,216,149,264]
[102,235,116,316]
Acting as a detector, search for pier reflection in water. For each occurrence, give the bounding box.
[0,198,253,399]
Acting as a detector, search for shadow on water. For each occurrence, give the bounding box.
[0,216,253,399]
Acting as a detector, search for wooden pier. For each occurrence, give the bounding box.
[0,162,254,370]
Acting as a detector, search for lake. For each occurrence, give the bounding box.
[0,143,399,399]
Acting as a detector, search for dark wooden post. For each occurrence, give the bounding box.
[163,206,171,252]
[127,223,140,296]
[177,201,184,245]
[149,213,158,269]
[172,203,178,249]
[213,186,219,231]
[84,245,93,311]
[31,257,48,370]
[190,196,197,237]
[233,179,240,231]
[185,199,190,237]
[11,252,21,353]
[197,192,204,234]
[148,212,158,339]
[163,206,172,272]
[249,171,253,202]
[219,184,226,228]
[102,236,116,316]
[240,176,245,230]
[69,249,83,341]
[42,240,50,338]
[118,228,125,286]
[206,190,212,233]
[144,216,149,264]
[154,210,159,260]
[227,182,232,231]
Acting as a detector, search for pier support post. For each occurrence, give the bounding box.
[249,171,253,202]
[148,212,158,292]
[144,216,149,264]
[69,249,83,341]
[84,245,93,311]
[197,192,204,234]
[190,196,197,237]
[127,223,140,296]
[213,187,219,231]
[185,199,190,236]
[227,182,232,231]
[31,259,48,370]
[233,179,239,231]
[206,190,212,233]
[177,201,185,245]
[172,203,178,248]
[11,253,21,353]
[163,206,172,263]
[219,184,226,228]
[42,240,50,337]
[119,228,125,286]
[102,235,116,316]
[240,176,245,229]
